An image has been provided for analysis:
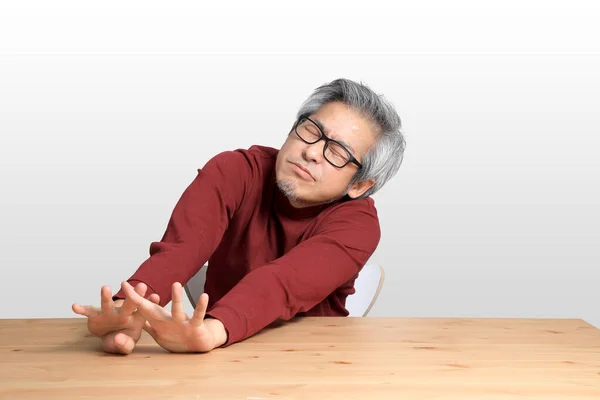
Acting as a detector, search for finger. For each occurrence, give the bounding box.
[120,282,148,316]
[100,285,115,313]
[113,332,135,355]
[133,293,161,320]
[121,281,169,322]
[133,292,161,323]
[101,332,125,355]
[147,293,160,304]
[171,282,188,323]
[143,321,158,340]
[190,293,209,327]
[72,303,100,318]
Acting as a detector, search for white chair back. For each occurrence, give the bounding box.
[184,264,207,308]
[184,262,385,317]
[345,262,385,317]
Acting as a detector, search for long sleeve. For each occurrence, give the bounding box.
[113,149,255,306]
[206,199,381,345]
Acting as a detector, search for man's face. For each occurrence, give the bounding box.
[275,101,377,208]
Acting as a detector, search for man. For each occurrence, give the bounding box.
[72,78,406,354]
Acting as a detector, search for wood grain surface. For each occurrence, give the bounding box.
[1,317,599,399]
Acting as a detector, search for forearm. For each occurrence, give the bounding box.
[112,164,245,306]
[206,216,380,345]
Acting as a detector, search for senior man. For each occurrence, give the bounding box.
[72,78,406,354]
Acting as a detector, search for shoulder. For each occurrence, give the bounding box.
[310,197,381,253]
[199,145,278,177]
[190,145,278,204]
[207,144,277,166]
[322,197,379,224]
[246,144,279,160]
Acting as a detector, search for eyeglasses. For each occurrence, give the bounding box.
[294,117,363,169]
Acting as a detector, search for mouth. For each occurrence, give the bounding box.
[290,162,315,181]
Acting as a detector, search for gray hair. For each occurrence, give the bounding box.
[296,78,406,199]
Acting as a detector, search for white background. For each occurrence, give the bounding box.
[0,1,598,328]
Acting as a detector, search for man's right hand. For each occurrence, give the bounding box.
[72,283,160,355]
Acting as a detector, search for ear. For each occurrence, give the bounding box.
[347,179,375,199]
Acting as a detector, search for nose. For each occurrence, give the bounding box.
[302,139,325,164]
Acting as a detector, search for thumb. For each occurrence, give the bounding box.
[114,332,135,354]
[101,331,135,355]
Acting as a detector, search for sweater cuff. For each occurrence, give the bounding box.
[205,305,246,347]
[112,279,158,301]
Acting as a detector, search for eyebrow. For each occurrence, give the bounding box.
[310,117,356,154]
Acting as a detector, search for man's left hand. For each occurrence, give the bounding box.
[120,281,227,353]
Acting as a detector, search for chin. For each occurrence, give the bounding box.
[276,178,300,202]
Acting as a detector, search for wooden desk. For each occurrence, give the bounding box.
[1,317,599,399]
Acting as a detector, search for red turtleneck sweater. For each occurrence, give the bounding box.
[113,145,380,346]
